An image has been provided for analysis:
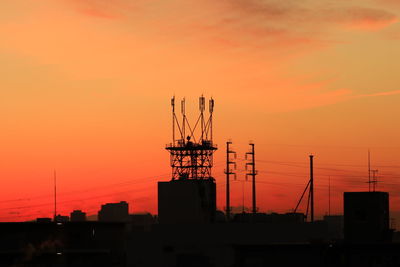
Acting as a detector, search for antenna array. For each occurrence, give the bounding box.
[166,96,217,180]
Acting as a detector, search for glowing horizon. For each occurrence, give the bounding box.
[0,0,399,226]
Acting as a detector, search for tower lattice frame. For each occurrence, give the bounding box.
[166,96,217,180]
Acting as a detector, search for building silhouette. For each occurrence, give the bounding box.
[158,96,217,225]
[98,201,129,222]
[158,179,216,224]
[70,210,86,222]
[344,191,391,243]
[1,96,400,266]
[130,213,155,226]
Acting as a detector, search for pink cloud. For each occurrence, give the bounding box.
[332,7,398,31]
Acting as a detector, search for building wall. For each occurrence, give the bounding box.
[158,179,216,224]
[344,192,390,243]
[98,201,129,222]
[71,210,86,222]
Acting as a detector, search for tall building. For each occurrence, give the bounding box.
[344,191,391,243]
[158,96,217,224]
[158,179,216,224]
[98,201,129,222]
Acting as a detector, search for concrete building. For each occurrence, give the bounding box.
[344,191,391,243]
[98,201,129,222]
[70,210,86,222]
[158,179,216,224]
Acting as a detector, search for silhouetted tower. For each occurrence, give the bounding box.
[245,143,257,214]
[294,154,315,222]
[328,176,331,216]
[159,96,217,224]
[166,96,216,180]
[224,141,236,220]
[310,155,314,222]
[368,150,371,192]
[54,170,57,221]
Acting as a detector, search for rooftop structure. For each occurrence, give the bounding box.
[165,96,216,180]
[159,96,217,224]
[98,201,129,222]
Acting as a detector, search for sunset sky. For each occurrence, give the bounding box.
[0,0,400,224]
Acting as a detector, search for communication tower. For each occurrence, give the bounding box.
[159,96,217,224]
[166,96,217,180]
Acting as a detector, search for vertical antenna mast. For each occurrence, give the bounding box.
[181,98,185,142]
[371,169,379,192]
[328,176,331,216]
[310,155,314,222]
[246,143,257,214]
[225,141,236,221]
[200,95,205,141]
[166,96,217,180]
[368,149,371,192]
[171,96,175,146]
[54,170,57,220]
[209,98,214,141]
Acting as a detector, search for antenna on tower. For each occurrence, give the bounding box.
[200,95,205,140]
[367,150,379,192]
[371,169,379,192]
[181,98,186,141]
[166,96,217,180]
[171,96,175,146]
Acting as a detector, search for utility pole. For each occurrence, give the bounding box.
[310,155,314,222]
[328,176,331,216]
[54,170,57,221]
[368,150,371,192]
[225,141,236,221]
[246,143,257,214]
[294,155,316,222]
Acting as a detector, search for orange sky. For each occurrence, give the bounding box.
[0,0,400,224]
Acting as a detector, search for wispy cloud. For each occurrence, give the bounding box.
[329,6,398,31]
[356,89,400,98]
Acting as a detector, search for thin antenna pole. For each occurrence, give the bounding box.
[328,176,331,216]
[371,169,378,192]
[209,98,214,141]
[310,155,314,222]
[368,150,371,192]
[172,96,175,145]
[54,170,57,220]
